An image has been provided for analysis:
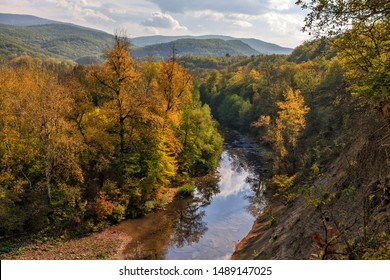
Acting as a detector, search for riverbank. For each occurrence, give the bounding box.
[0,229,131,260]
[0,186,179,260]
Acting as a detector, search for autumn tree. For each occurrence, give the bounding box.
[0,59,86,233]
[296,0,390,102]
[294,60,323,101]
[254,88,310,171]
[90,33,140,187]
[157,57,193,115]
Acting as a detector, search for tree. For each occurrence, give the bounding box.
[294,60,323,100]
[90,33,139,187]
[178,102,223,176]
[296,0,390,37]
[296,0,390,102]
[254,88,310,171]
[0,59,86,233]
[157,58,193,115]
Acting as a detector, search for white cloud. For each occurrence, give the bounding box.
[143,26,159,35]
[46,0,113,22]
[192,10,224,21]
[147,0,259,14]
[190,11,257,29]
[79,0,102,8]
[264,12,301,35]
[232,20,252,28]
[268,0,292,11]
[142,12,187,30]
[108,8,127,15]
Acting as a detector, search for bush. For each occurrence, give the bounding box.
[177,184,195,197]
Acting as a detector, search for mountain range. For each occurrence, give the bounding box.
[0,13,293,63]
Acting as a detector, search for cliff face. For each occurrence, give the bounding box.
[233,108,390,260]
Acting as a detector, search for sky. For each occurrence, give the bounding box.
[0,0,311,48]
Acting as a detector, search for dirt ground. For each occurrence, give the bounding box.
[1,229,132,260]
[1,186,179,260]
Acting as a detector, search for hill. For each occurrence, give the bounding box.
[0,23,114,61]
[131,38,260,58]
[0,13,61,26]
[132,35,293,55]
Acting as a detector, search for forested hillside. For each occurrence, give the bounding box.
[132,39,260,58]
[0,23,113,62]
[230,0,389,259]
[132,35,293,55]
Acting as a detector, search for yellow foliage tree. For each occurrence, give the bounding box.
[254,87,310,171]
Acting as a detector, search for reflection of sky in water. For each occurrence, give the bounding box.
[166,150,263,260]
[215,151,251,198]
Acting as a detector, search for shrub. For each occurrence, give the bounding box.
[177,184,195,197]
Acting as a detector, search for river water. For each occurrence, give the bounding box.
[113,131,267,260]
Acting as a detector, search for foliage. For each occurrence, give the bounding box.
[177,184,195,197]
[271,174,298,204]
[0,35,222,237]
[178,101,223,176]
[296,0,390,36]
[253,88,310,171]
[297,0,390,102]
[334,22,390,101]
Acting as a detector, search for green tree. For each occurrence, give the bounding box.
[178,102,223,176]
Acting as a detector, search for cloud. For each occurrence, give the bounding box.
[192,10,224,21]
[191,10,256,30]
[46,0,114,22]
[232,20,252,28]
[142,12,187,30]
[268,0,292,11]
[79,0,102,8]
[264,12,302,35]
[146,0,270,15]
[108,7,128,15]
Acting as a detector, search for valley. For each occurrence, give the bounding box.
[0,4,389,260]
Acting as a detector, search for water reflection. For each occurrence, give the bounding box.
[193,174,220,207]
[114,131,267,260]
[171,203,207,248]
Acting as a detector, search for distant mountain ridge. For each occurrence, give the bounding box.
[0,23,114,61]
[132,35,292,55]
[0,13,293,62]
[0,13,62,26]
[132,38,261,58]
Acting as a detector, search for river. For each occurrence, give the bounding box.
[112,131,267,260]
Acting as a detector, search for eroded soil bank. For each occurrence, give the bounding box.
[233,112,390,260]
